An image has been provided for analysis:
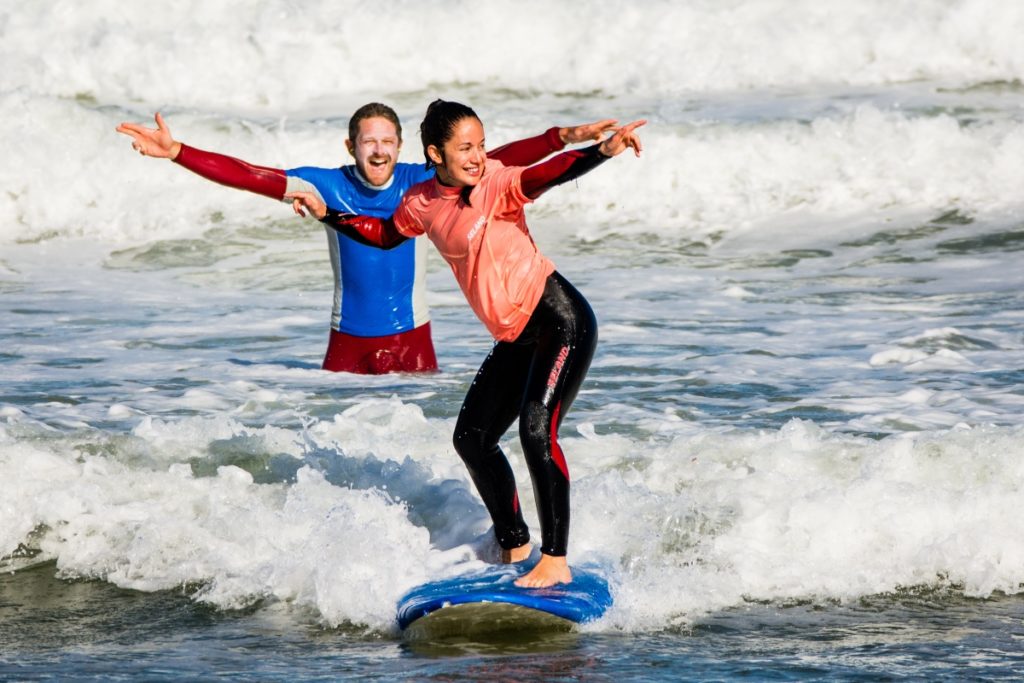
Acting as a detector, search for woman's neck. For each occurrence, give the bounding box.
[435,167,459,187]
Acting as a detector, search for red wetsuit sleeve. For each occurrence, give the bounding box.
[321,210,408,250]
[520,144,609,199]
[173,143,287,200]
[488,127,565,167]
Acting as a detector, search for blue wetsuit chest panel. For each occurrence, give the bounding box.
[286,163,433,336]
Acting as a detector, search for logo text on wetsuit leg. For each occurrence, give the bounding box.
[547,345,570,388]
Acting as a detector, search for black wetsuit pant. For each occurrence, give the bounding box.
[453,271,598,557]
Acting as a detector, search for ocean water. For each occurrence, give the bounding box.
[3,0,1024,679]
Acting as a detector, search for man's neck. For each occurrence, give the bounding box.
[352,165,394,191]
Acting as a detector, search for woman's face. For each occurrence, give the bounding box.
[429,117,486,187]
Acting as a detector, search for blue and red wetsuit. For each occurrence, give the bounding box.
[172,127,566,374]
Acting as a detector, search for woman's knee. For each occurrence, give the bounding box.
[518,400,552,451]
[453,425,494,464]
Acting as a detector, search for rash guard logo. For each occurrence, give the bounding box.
[467,216,486,242]
[547,345,570,388]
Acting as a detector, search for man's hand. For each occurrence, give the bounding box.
[559,119,619,145]
[283,191,328,220]
[116,112,182,160]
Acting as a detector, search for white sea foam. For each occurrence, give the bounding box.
[2,1,1024,245]
[2,96,1022,246]
[4,411,1024,631]
[3,1,1022,108]
[580,419,1024,630]
[871,348,931,366]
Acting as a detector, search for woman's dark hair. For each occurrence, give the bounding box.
[420,99,480,204]
[348,102,402,143]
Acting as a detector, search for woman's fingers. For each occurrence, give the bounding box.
[615,120,646,156]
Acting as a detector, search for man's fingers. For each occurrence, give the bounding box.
[588,119,619,140]
[117,127,147,150]
[592,119,618,138]
[617,121,645,156]
[116,123,145,136]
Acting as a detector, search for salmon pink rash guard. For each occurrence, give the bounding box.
[393,160,555,341]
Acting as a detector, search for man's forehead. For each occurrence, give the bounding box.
[356,116,400,139]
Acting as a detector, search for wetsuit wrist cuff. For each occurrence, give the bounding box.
[546,126,566,151]
[322,208,359,225]
[172,143,190,164]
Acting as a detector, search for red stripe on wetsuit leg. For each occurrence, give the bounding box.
[550,401,569,480]
[512,489,520,513]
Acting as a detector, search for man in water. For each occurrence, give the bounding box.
[118,104,614,374]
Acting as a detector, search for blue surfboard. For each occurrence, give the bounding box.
[397,564,612,634]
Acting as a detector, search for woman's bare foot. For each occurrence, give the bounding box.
[515,553,572,588]
[500,542,532,564]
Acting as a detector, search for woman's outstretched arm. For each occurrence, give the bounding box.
[488,120,619,167]
[284,191,407,250]
[520,119,645,199]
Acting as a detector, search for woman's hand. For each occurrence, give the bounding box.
[559,119,619,145]
[116,112,182,159]
[283,191,328,220]
[598,119,646,158]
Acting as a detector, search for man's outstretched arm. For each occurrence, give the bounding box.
[117,112,287,200]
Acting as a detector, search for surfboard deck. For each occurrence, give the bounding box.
[397,564,612,635]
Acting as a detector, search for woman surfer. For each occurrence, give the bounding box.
[288,100,644,588]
